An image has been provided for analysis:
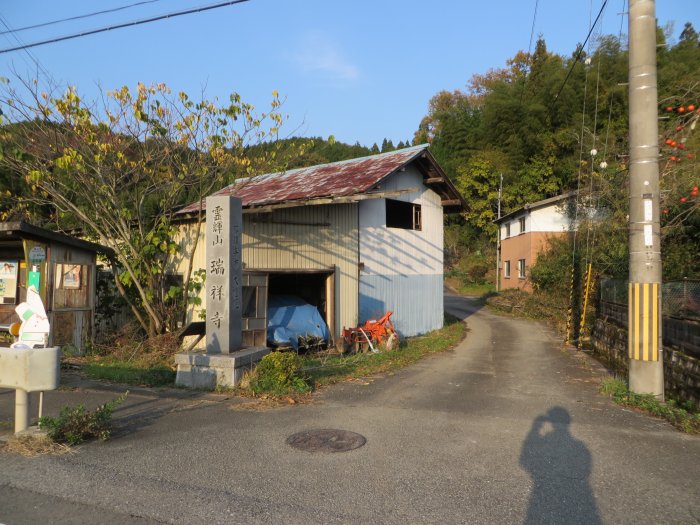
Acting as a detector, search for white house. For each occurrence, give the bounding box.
[494,192,576,292]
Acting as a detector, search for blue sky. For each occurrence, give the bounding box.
[1,1,697,147]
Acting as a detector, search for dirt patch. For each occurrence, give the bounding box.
[229,394,315,411]
[1,434,72,457]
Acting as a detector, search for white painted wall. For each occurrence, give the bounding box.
[530,204,573,232]
[358,167,444,336]
[359,168,443,276]
[501,202,573,238]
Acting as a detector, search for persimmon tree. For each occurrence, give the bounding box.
[0,78,287,336]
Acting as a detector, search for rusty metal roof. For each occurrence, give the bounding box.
[179,144,465,214]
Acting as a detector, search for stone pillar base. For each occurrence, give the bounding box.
[174,347,270,390]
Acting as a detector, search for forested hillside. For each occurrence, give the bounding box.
[0,22,697,335]
[416,24,699,282]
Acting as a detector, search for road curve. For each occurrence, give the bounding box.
[1,293,699,524]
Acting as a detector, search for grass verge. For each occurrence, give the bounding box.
[445,277,495,297]
[72,327,178,387]
[234,314,465,399]
[78,315,465,396]
[302,314,465,389]
[485,288,568,333]
[600,377,700,433]
[82,361,175,387]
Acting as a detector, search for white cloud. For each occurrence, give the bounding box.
[292,31,359,81]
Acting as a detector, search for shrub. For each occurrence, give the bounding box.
[249,352,311,396]
[39,393,128,446]
[529,235,574,295]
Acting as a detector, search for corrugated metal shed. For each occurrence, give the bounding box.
[179,144,466,214]
[174,144,465,343]
[174,204,359,337]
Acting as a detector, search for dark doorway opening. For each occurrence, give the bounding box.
[268,272,329,321]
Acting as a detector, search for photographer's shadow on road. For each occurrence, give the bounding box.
[519,407,602,525]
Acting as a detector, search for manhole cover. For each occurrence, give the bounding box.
[286,429,366,453]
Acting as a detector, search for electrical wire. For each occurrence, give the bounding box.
[0,0,163,36]
[566,0,596,344]
[0,14,52,81]
[527,0,540,60]
[518,0,540,104]
[584,1,606,271]
[553,0,609,102]
[0,0,250,55]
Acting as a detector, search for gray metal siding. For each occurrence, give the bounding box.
[359,274,443,337]
[175,203,359,337]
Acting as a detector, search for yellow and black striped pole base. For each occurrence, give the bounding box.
[577,263,593,351]
[628,282,661,362]
[565,265,576,344]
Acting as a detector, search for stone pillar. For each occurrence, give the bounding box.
[205,196,242,354]
[175,196,269,390]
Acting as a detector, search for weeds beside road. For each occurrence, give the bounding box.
[71,315,466,398]
[600,377,700,434]
[481,288,700,434]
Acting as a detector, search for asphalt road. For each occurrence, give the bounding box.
[1,293,699,524]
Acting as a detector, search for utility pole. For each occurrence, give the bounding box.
[496,173,503,292]
[628,0,664,398]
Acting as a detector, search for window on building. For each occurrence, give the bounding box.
[519,216,526,234]
[54,263,90,309]
[504,260,511,278]
[518,259,526,279]
[242,285,257,318]
[505,223,511,238]
[386,199,422,230]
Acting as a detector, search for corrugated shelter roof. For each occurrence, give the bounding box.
[179,144,466,214]
[0,221,114,256]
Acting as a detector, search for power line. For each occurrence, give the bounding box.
[0,0,251,55]
[553,0,609,102]
[526,0,540,59]
[0,0,163,36]
[0,14,52,81]
[517,0,540,105]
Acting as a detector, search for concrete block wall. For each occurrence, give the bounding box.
[591,316,700,408]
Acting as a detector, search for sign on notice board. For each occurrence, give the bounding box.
[28,246,46,264]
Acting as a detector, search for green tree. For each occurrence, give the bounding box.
[454,151,510,237]
[1,80,287,336]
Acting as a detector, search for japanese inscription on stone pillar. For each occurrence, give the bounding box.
[206,196,242,354]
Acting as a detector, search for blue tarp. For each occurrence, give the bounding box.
[267,295,330,350]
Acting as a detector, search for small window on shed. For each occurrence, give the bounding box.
[505,223,511,238]
[386,199,422,230]
[519,216,526,234]
[242,286,257,318]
